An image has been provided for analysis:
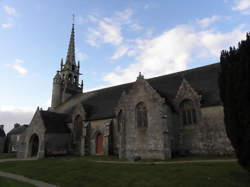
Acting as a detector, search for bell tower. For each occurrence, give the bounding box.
[51,20,83,109]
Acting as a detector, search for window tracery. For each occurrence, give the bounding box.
[180,99,197,126]
[135,102,148,128]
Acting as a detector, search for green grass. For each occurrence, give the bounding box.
[0,156,249,187]
[0,176,35,187]
[0,153,16,159]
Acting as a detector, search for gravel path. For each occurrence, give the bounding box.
[0,171,59,187]
[95,159,237,165]
[0,158,59,187]
[0,158,37,163]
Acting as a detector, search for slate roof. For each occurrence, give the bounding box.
[40,111,71,133]
[0,128,6,137]
[7,125,28,136]
[80,63,221,121]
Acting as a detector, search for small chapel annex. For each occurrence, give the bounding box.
[17,23,234,160]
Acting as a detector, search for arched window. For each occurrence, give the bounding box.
[180,99,197,126]
[117,110,123,132]
[68,74,72,83]
[74,115,83,141]
[74,76,77,84]
[136,102,148,128]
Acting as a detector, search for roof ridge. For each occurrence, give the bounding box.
[83,63,219,94]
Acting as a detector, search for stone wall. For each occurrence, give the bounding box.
[177,105,234,156]
[6,135,20,152]
[88,119,112,155]
[45,133,71,155]
[17,111,46,159]
[115,75,172,160]
[199,106,233,155]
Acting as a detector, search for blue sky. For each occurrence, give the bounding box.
[0,0,250,132]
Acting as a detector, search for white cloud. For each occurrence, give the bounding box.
[86,9,140,47]
[1,23,13,28]
[2,6,17,29]
[129,23,142,31]
[0,105,34,113]
[111,45,129,60]
[0,105,35,133]
[232,0,250,13]
[0,96,51,133]
[143,3,157,10]
[86,18,123,46]
[103,24,246,86]
[3,6,16,16]
[196,15,221,28]
[76,51,88,61]
[6,59,28,75]
[13,59,28,75]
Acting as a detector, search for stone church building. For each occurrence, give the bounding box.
[17,24,234,159]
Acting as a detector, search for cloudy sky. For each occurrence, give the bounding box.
[0,0,249,132]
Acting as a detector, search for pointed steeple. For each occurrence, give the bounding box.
[65,21,76,66]
[51,17,83,109]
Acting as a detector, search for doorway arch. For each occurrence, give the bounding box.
[29,134,39,157]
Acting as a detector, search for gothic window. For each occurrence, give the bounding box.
[180,99,197,126]
[135,102,148,128]
[74,115,83,141]
[117,110,123,132]
[74,76,77,84]
[68,74,72,83]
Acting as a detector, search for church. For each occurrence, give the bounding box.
[17,23,234,160]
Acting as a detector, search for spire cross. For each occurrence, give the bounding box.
[72,14,75,25]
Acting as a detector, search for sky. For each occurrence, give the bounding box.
[0,0,249,132]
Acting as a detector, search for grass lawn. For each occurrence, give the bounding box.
[0,153,16,159]
[0,176,35,187]
[0,156,249,187]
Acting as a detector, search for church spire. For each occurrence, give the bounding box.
[65,15,76,66]
[51,17,83,109]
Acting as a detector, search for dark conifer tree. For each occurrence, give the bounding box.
[219,33,250,172]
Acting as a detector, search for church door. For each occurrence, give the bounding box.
[96,134,104,155]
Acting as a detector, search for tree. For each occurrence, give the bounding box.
[219,33,250,172]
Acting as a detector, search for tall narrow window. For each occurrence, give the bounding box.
[192,109,197,123]
[136,102,148,128]
[117,110,123,132]
[74,115,83,141]
[68,74,72,83]
[182,111,187,125]
[180,99,197,126]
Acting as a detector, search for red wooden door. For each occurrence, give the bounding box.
[96,135,104,155]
